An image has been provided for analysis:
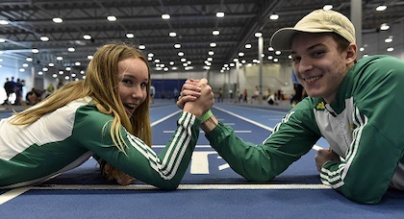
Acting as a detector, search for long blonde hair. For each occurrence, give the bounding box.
[10,42,152,152]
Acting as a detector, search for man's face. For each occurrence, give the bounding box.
[290,33,355,103]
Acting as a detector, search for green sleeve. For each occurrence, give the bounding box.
[320,56,404,204]
[206,100,321,181]
[73,108,200,190]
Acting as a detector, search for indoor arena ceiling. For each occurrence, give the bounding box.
[0,0,403,74]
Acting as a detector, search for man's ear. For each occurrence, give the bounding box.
[346,43,357,64]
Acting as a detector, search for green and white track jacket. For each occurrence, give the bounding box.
[206,55,404,204]
[0,98,200,189]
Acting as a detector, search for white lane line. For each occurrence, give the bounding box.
[163,130,251,133]
[0,187,31,205]
[213,106,324,151]
[153,145,212,148]
[151,110,181,127]
[213,106,274,131]
[32,184,331,190]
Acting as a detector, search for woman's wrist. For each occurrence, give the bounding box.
[200,110,213,123]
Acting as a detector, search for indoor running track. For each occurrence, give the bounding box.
[0,101,403,218]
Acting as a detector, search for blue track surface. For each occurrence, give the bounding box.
[1,101,403,218]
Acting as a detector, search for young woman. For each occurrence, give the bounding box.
[0,43,214,189]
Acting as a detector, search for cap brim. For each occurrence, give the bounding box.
[270,27,333,51]
[270,28,297,51]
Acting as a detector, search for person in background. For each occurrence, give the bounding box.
[217,88,223,102]
[0,43,214,189]
[290,70,304,107]
[149,84,155,104]
[2,78,12,105]
[178,9,404,204]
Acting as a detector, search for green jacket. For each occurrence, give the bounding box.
[206,55,404,204]
[0,98,200,189]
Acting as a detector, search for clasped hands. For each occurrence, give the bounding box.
[177,78,215,119]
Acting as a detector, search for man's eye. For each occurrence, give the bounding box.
[312,50,325,57]
[291,56,300,63]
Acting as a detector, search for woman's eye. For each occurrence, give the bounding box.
[122,79,133,85]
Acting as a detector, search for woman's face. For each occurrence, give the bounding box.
[117,57,149,117]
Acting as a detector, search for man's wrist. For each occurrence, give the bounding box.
[201,114,218,133]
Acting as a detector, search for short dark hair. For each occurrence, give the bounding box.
[327,32,351,52]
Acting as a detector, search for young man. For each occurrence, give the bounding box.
[178,9,404,204]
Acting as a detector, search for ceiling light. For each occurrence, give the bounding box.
[174,43,181,49]
[126,33,134,38]
[107,16,117,21]
[216,12,225,17]
[269,14,279,20]
[255,32,262,37]
[162,14,170,19]
[0,20,9,25]
[212,30,220,35]
[245,44,252,49]
[0,38,5,43]
[376,5,387,11]
[380,23,390,31]
[323,5,333,10]
[169,32,177,37]
[210,42,217,47]
[139,45,146,50]
[68,47,75,52]
[32,48,39,53]
[83,35,91,40]
[52,17,63,23]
